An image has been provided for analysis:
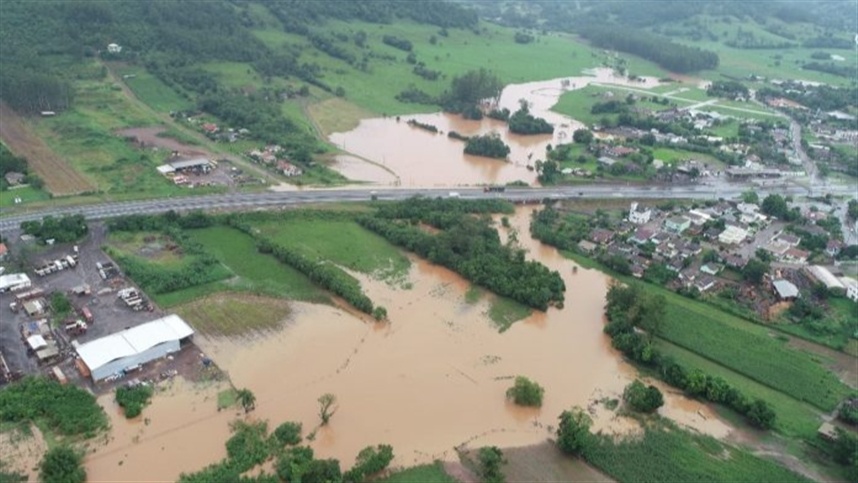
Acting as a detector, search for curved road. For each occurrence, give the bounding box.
[2,182,844,232]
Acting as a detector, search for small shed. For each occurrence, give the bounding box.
[818,422,838,441]
[772,279,799,301]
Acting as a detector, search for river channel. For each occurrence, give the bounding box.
[328,68,660,186]
[85,206,732,481]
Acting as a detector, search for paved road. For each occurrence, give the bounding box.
[3,182,846,232]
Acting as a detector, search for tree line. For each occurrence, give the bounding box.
[358,198,565,311]
[465,133,511,159]
[508,102,554,135]
[579,26,719,73]
[21,214,88,244]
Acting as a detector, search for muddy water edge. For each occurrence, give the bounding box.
[84,206,733,480]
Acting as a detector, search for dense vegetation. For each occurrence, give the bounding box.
[507,103,553,135]
[464,133,510,159]
[440,69,503,115]
[20,214,88,244]
[623,380,664,413]
[39,446,86,483]
[0,376,107,436]
[115,384,154,418]
[0,144,43,191]
[358,198,565,311]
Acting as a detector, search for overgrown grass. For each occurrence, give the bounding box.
[487,297,532,332]
[376,462,457,483]
[254,218,410,283]
[0,185,51,208]
[117,66,193,112]
[107,231,186,267]
[585,420,811,483]
[654,287,851,411]
[217,389,237,410]
[175,293,291,336]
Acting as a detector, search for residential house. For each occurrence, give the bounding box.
[776,233,801,247]
[277,161,303,177]
[736,203,760,216]
[700,263,723,275]
[107,43,122,54]
[825,240,842,257]
[628,202,652,225]
[694,275,717,293]
[772,279,799,301]
[589,229,615,246]
[764,240,791,258]
[664,216,691,234]
[783,248,809,264]
[630,227,654,245]
[686,209,711,226]
[604,145,638,158]
[724,254,748,269]
[4,172,25,186]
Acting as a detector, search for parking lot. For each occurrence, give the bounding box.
[0,222,207,391]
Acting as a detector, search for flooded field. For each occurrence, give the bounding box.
[84,207,733,480]
[329,69,660,187]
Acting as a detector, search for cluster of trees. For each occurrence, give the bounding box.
[579,26,719,73]
[605,283,776,430]
[115,384,154,418]
[382,34,413,51]
[406,119,439,133]
[180,418,394,483]
[440,68,503,114]
[261,0,478,31]
[758,83,857,112]
[508,102,553,135]
[227,219,377,316]
[464,133,510,159]
[623,380,664,413]
[477,446,506,483]
[760,194,800,221]
[21,214,88,244]
[506,376,545,407]
[40,446,86,483]
[0,376,107,436]
[412,63,442,81]
[707,80,750,100]
[359,198,565,310]
[803,61,853,78]
[395,86,437,105]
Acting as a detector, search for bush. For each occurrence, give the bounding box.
[40,446,85,483]
[115,384,154,418]
[623,380,664,413]
[464,133,510,159]
[557,408,592,456]
[0,376,107,436]
[477,446,505,483]
[343,444,394,483]
[506,376,545,407]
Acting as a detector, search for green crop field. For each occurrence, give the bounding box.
[186,225,329,304]
[655,340,822,439]
[376,463,457,483]
[653,287,850,411]
[586,420,811,483]
[253,218,411,282]
[117,66,193,112]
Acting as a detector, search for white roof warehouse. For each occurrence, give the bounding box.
[75,314,194,382]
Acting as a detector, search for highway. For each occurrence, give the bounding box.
[2,181,846,232]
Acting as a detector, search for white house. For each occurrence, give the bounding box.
[75,315,194,382]
[628,202,652,225]
[107,43,122,54]
[842,277,858,303]
[718,225,748,245]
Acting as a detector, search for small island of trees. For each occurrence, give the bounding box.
[464,133,510,159]
[508,101,554,135]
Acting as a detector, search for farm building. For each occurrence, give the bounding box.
[75,314,194,382]
[156,157,214,177]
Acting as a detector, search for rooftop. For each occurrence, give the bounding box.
[772,279,799,299]
[76,314,194,371]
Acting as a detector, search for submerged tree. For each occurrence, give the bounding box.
[556,407,592,457]
[236,388,256,414]
[318,393,337,425]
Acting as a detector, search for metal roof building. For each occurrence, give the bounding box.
[772,279,799,300]
[75,314,194,382]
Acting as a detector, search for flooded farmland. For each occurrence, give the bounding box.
[85,206,732,480]
[328,68,660,187]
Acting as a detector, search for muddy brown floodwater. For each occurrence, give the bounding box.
[85,207,731,481]
[329,68,660,187]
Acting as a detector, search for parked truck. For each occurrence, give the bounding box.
[80,306,93,323]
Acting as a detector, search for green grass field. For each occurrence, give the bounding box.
[253,218,411,282]
[376,463,457,483]
[651,147,719,165]
[652,286,850,412]
[586,420,811,483]
[186,225,329,303]
[117,66,193,113]
[0,186,51,208]
[488,296,532,332]
[655,340,822,439]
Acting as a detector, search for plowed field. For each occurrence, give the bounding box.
[0,103,95,195]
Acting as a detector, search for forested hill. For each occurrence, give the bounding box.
[0,0,478,114]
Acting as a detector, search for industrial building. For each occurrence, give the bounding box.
[75,314,194,382]
[0,273,31,292]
